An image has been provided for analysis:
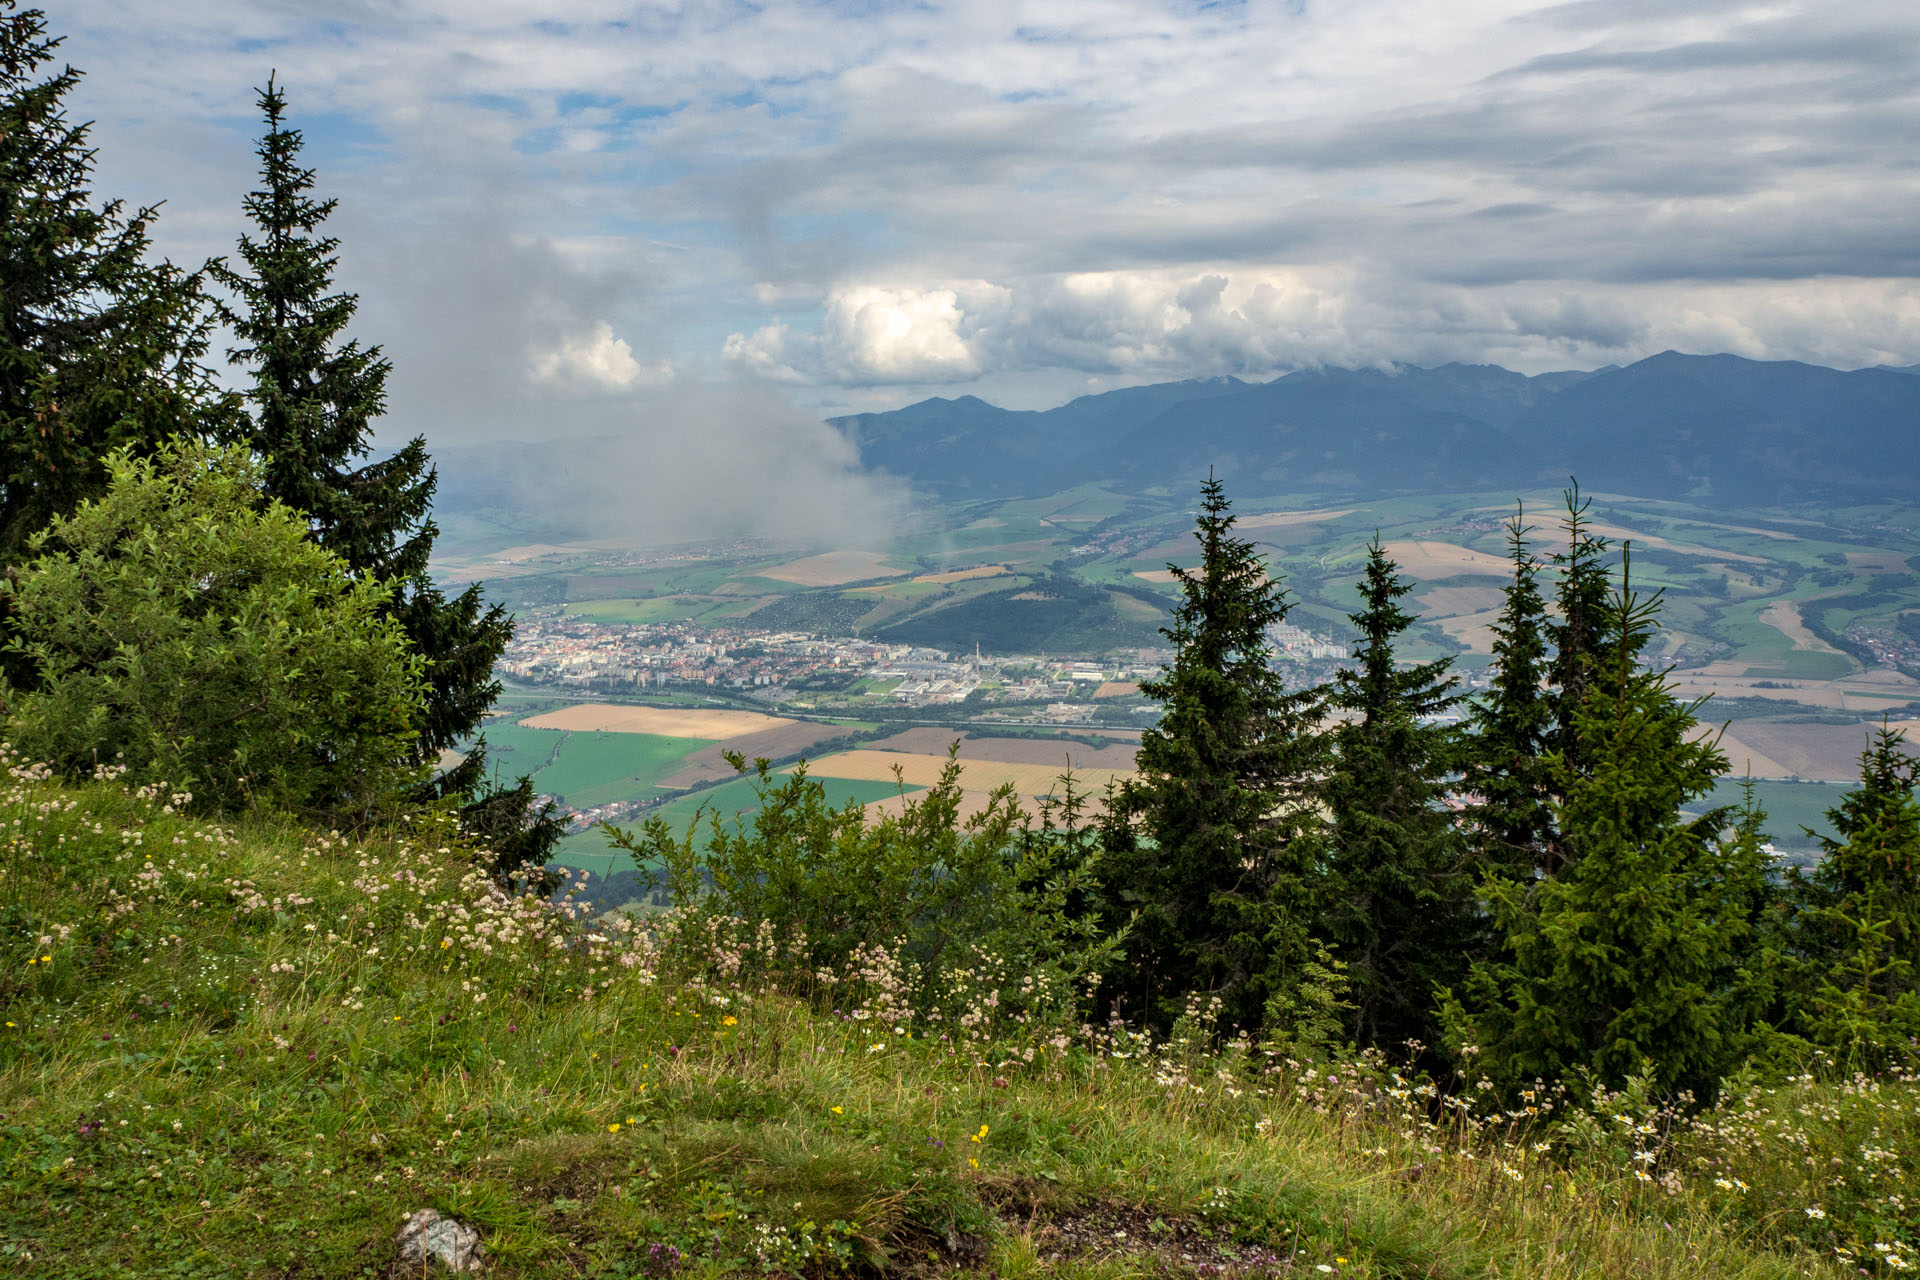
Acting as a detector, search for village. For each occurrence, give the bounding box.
[494,608,1391,721]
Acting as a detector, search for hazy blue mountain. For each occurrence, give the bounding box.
[833,377,1248,497]
[1110,376,1529,493]
[831,353,1920,505]
[1509,353,1920,502]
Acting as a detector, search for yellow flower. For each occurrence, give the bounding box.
[722,1015,738,1027]
[439,939,452,949]
[831,1106,843,1115]
[627,1116,637,1125]
[968,1157,978,1169]
[607,1123,621,1134]
[40,956,49,963]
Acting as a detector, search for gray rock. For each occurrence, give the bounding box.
[394,1208,486,1274]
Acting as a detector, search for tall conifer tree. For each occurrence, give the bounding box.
[0,3,231,564]
[210,79,511,760]
[1104,473,1324,1031]
[1322,539,1469,1052]
[1788,725,1920,1065]
[1440,557,1758,1095]
[1463,506,1556,878]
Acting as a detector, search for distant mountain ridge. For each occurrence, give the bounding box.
[830,353,1920,506]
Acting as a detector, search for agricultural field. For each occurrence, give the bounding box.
[451,484,1920,860]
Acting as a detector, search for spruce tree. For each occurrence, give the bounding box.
[1321,538,1469,1052]
[1788,725,1920,1066]
[209,79,511,760]
[1546,485,1616,828]
[1104,473,1324,1031]
[0,3,231,563]
[1440,556,1757,1096]
[1462,506,1556,879]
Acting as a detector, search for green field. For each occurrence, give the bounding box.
[1691,778,1858,850]
[549,773,926,871]
[476,722,715,808]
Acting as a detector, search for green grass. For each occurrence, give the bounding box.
[0,771,1904,1278]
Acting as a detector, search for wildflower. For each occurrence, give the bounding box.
[1804,1206,1825,1219]
[968,1157,978,1169]
[722,1015,738,1026]
[830,1105,843,1115]
[608,1123,621,1134]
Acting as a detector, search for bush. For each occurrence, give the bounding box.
[0,440,424,815]
[606,748,1124,1037]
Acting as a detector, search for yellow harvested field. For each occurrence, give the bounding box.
[1417,585,1507,617]
[1381,541,1513,580]
[913,565,1011,585]
[1665,665,1920,712]
[1689,720,1920,782]
[806,750,1135,795]
[1434,609,1503,655]
[1094,681,1139,700]
[1758,600,1844,655]
[1237,507,1358,530]
[762,550,904,586]
[520,704,794,739]
[1585,523,1769,565]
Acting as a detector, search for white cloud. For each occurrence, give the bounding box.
[49,0,1920,427]
[819,285,986,383]
[530,322,670,391]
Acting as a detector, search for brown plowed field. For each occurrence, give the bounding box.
[866,729,1140,772]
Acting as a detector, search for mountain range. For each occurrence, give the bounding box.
[830,352,1920,506]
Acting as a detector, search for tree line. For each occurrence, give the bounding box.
[1096,473,1918,1095]
[0,4,557,868]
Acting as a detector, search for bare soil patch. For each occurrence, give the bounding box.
[913,565,1011,585]
[866,729,1141,772]
[1381,540,1512,581]
[1094,681,1140,699]
[658,721,858,787]
[988,1187,1294,1276]
[521,704,793,738]
[762,550,904,586]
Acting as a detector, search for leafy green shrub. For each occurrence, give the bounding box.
[0,440,424,815]
[607,749,1124,1035]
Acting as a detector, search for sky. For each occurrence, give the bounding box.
[46,0,1920,465]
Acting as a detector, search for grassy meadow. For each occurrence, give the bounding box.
[2,764,1916,1278]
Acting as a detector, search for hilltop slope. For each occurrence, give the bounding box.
[0,768,1896,1278]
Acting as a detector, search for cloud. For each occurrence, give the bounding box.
[45,0,1920,434]
[530,322,670,391]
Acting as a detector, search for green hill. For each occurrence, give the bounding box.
[0,771,1900,1278]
